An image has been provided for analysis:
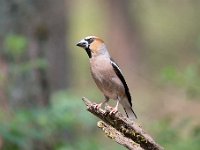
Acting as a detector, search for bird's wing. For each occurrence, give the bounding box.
[110,58,132,107]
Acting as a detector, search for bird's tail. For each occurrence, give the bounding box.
[123,106,137,120]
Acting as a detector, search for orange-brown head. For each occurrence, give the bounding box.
[76,36,108,58]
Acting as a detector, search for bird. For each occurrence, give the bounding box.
[76,36,137,119]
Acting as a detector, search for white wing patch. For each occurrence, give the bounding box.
[111,60,122,74]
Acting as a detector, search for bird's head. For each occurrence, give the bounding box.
[76,36,108,58]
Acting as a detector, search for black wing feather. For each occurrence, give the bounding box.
[110,58,132,107]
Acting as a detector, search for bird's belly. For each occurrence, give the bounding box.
[91,69,124,100]
[101,80,118,99]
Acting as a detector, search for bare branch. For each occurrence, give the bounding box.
[82,97,164,150]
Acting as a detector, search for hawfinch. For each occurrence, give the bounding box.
[76,36,137,119]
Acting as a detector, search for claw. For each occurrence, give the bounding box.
[94,103,102,109]
[109,107,118,115]
[109,100,119,115]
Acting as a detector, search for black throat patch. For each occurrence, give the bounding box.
[85,48,92,58]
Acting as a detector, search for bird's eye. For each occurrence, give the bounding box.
[86,38,94,44]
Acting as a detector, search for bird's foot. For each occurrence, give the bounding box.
[109,107,118,115]
[94,103,102,109]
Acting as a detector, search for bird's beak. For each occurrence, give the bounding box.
[76,39,88,48]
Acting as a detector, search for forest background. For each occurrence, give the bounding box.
[0,0,200,150]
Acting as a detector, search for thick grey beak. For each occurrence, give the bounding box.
[76,39,88,48]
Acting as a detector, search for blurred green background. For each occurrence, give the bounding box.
[0,0,200,150]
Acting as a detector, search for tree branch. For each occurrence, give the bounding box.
[97,121,143,150]
[82,97,164,150]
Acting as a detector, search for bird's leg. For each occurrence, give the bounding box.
[109,99,119,115]
[94,96,109,109]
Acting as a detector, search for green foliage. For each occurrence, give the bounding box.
[4,34,28,59]
[152,119,200,150]
[153,118,178,145]
[11,58,48,75]
[160,64,200,99]
[0,92,98,150]
[0,91,127,150]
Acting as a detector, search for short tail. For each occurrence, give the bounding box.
[124,106,137,120]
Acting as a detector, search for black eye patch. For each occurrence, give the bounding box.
[85,38,94,44]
